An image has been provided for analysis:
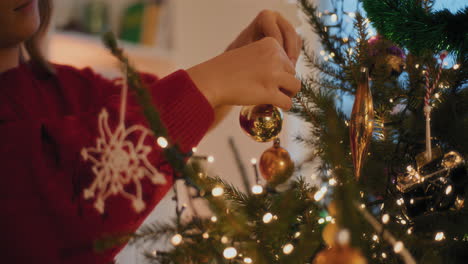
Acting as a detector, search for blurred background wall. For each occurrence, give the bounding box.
[46,1,316,263]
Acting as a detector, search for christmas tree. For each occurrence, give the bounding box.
[98,0,468,263]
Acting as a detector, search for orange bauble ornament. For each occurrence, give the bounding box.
[313,245,367,264]
[259,139,294,185]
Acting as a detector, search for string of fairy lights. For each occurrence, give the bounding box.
[142,8,466,264]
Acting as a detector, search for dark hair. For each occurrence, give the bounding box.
[24,0,54,75]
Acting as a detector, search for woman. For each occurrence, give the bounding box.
[0,0,301,263]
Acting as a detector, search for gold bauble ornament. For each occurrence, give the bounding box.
[259,139,294,185]
[313,245,367,264]
[239,104,283,142]
[322,223,339,246]
[349,67,374,180]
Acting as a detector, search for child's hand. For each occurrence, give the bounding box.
[226,10,302,65]
[187,37,301,110]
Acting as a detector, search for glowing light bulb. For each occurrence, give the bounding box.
[211,216,218,222]
[294,232,301,238]
[207,156,215,163]
[250,158,257,164]
[453,64,460,70]
[445,185,453,195]
[223,247,237,259]
[244,257,253,263]
[252,184,263,195]
[202,232,209,239]
[435,232,445,241]
[157,137,168,148]
[372,234,378,241]
[394,241,404,253]
[221,236,229,244]
[382,214,390,224]
[318,218,325,224]
[407,228,413,235]
[171,234,183,246]
[212,186,224,197]
[320,50,326,56]
[263,213,273,223]
[382,252,387,259]
[330,14,337,22]
[283,243,294,255]
[325,216,332,222]
[329,178,337,186]
[192,147,198,153]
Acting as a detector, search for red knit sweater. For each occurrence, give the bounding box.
[0,63,214,264]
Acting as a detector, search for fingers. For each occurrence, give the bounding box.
[271,90,293,110]
[274,72,301,98]
[258,10,284,47]
[279,48,296,75]
[277,14,301,64]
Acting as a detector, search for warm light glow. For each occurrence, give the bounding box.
[435,232,445,241]
[329,178,337,186]
[320,50,326,56]
[207,156,215,163]
[394,241,404,253]
[410,199,414,204]
[453,64,460,70]
[415,64,420,69]
[171,234,183,246]
[283,243,294,255]
[314,186,328,201]
[223,247,237,259]
[212,186,224,197]
[325,216,332,222]
[348,12,356,18]
[263,213,273,223]
[221,236,229,244]
[211,216,218,222]
[330,14,338,22]
[445,185,453,195]
[294,232,301,238]
[202,232,209,239]
[318,218,325,224]
[251,158,257,164]
[372,234,379,241]
[382,214,390,224]
[382,252,387,259]
[397,198,404,206]
[244,257,253,263]
[252,185,264,195]
[157,137,168,148]
[407,228,413,235]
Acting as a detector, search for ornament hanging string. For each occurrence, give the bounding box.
[423,51,447,161]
